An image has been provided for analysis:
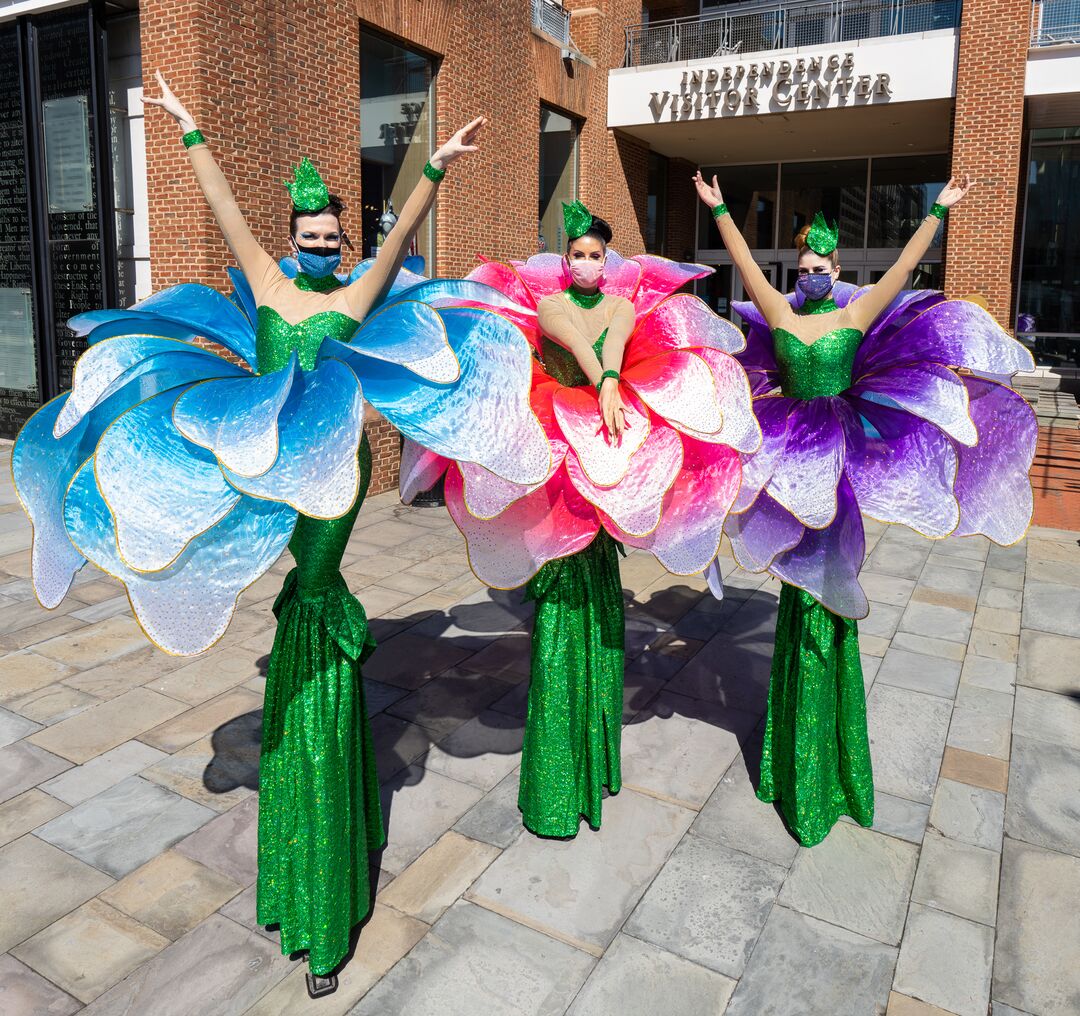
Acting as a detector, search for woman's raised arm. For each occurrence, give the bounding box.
[143,72,274,292]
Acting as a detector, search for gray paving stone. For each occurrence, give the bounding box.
[864,541,929,579]
[1013,686,1080,750]
[452,770,525,850]
[866,684,952,804]
[420,709,523,791]
[859,571,916,607]
[624,834,785,978]
[470,788,693,951]
[567,933,735,1016]
[1022,580,1080,638]
[620,691,758,808]
[363,678,409,716]
[961,655,1017,694]
[174,793,260,886]
[79,914,292,1016]
[947,706,1012,760]
[861,653,882,693]
[0,705,42,747]
[955,682,1014,718]
[980,584,1023,611]
[929,778,1005,852]
[994,838,1080,1016]
[898,600,973,643]
[875,647,961,698]
[841,791,930,844]
[0,953,81,1016]
[35,775,215,879]
[893,903,993,1016]
[725,905,896,1016]
[664,634,774,714]
[991,1002,1037,1016]
[352,901,595,1016]
[40,740,167,806]
[890,631,968,662]
[911,830,1000,926]
[692,746,799,868]
[778,821,917,945]
[1004,736,1080,857]
[860,603,904,639]
[0,740,71,804]
[1017,629,1080,695]
[984,565,1025,591]
[918,562,985,596]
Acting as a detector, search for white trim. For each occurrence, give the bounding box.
[0,0,85,23]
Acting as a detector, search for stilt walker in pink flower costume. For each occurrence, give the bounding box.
[401,201,760,837]
[694,171,1037,846]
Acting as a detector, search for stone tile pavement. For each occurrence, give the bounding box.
[0,437,1078,1015]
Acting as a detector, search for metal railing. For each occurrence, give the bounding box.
[624,0,962,66]
[1031,0,1080,45]
[532,0,571,44]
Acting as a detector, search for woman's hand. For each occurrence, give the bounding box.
[430,116,487,171]
[143,71,196,134]
[935,173,974,209]
[693,171,724,210]
[599,377,627,441]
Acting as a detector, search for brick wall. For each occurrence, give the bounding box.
[943,0,1029,329]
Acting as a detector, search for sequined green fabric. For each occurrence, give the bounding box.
[292,271,346,294]
[540,329,607,387]
[564,286,604,310]
[255,290,379,975]
[757,585,874,845]
[773,326,862,399]
[521,530,624,836]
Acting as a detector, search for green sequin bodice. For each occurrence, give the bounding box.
[255,275,359,373]
[772,293,863,400]
[542,329,607,387]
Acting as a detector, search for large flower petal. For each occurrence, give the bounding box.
[732,396,793,512]
[770,476,868,619]
[631,255,711,315]
[343,300,460,384]
[610,436,741,574]
[227,267,257,328]
[222,358,365,519]
[725,491,805,573]
[344,257,426,302]
[55,336,246,438]
[566,424,683,537]
[399,438,451,504]
[465,260,538,308]
[840,398,959,538]
[95,390,241,573]
[515,253,574,300]
[850,363,977,446]
[625,294,746,368]
[687,348,761,453]
[553,385,650,488]
[385,279,536,317]
[64,462,295,655]
[952,377,1037,544]
[445,464,599,589]
[172,354,299,477]
[765,398,844,529]
[623,350,723,436]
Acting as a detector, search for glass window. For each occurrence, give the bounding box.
[697,163,776,250]
[1018,135,1080,360]
[646,151,667,255]
[539,106,579,255]
[360,32,435,271]
[778,159,867,251]
[867,154,947,248]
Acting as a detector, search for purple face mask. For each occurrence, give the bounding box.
[797,272,835,301]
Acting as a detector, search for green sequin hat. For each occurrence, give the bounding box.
[284,158,330,213]
[562,199,595,241]
[805,211,840,256]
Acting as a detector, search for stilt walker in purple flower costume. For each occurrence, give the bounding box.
[12,73,549,996]
[694,171,1037,847]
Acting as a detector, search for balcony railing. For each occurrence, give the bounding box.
[532,0,571,45]
[1031,0,1080,44]
[624,0,962,66]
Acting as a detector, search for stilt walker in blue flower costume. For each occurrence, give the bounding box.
[12,72,549,997]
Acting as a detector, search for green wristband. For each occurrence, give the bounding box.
[711,203,729,219]
[930,202,947,220]
[597,369,620,391]
[181,129,205,149]
[423,160,446,183]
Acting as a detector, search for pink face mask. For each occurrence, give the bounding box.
[566,256,605,289]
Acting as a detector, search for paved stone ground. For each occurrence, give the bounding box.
[0,436,1078,1016]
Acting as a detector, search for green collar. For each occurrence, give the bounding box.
[293,272,343,293]
[564,285,604,309]
[799,294,838,316]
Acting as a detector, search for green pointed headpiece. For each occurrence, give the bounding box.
[285,158,330,213]
[805,211,839,256]
[562,199,594,241]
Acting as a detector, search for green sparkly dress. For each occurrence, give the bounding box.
[519,325,625,838]
[255,271,384,975]
[757,295,875,846]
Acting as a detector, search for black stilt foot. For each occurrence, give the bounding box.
[306,971,338,998]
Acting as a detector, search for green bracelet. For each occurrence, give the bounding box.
[597,369,620,391]
[711,203,729,219]
[423,160,446,183]
[181,129,205,149]
[930,202,947,220]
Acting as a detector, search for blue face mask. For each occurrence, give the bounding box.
[295,246,341,279]
[797,272,835,302]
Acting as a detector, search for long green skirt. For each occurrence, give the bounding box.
[757,583,874,846]
[520,530,624,837]
[257,438,384,976]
